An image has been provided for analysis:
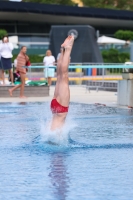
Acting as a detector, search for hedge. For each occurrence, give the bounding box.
[102,48,129,63]
[12,54,45,64]
[12,49,129,64]
[0,29,8,40]
[102,48,130,73]
[114,30,133,41]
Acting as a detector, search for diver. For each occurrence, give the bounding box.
[50,35,74,130]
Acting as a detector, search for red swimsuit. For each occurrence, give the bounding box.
[51,99,68,114]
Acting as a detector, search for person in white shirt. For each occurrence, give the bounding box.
[0,36,14,85]
[43,50,55,86]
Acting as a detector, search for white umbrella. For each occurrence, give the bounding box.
[97,35,126,44]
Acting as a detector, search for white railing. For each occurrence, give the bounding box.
[22,62,133,89]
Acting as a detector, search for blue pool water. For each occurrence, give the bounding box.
[0,102,133,200]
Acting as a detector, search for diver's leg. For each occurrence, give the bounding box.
[60,35,74,74]
[56,48,64,76]
[53,48,64,98]
[56,35,74,106]
[50,36,74,131]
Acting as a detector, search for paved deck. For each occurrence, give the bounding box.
[0,85,117,107]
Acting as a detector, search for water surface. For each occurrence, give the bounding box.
[0,102,133,200]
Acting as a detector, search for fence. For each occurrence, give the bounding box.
[25,63,133,90]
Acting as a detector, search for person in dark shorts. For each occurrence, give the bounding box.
[0,36,14,85]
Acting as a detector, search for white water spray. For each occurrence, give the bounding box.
[40,117,77,146]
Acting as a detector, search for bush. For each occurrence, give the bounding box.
[0,29,8,40]
[102,49,130,73]
[28,55,45,63]
[12,54,45,63]
[114,30,133,41]
[102,49,119,63]
[102,48,129,63]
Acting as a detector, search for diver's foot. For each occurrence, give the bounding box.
[61,36,70,48]
[61,35,74,49]
[19,96,27,98]
[8,89,13,97]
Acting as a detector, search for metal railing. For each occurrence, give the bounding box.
[27,62,133,68]
[24,62,133,91]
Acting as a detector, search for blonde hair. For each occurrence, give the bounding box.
[46,50,52,56]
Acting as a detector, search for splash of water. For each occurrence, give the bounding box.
[39,117,77,146]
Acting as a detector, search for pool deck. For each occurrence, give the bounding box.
[0,85,118,107]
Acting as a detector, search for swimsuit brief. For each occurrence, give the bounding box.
[51,99,68,114]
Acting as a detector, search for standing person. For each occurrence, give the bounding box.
[50,35,74,130]
[8,46,29,98]
[43,50,55,86]
[0,36,14,85]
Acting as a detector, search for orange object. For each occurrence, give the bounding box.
[92,68,97,76]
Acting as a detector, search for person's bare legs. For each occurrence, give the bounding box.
[55,35,74,106]
[57,47,64,75]
[1,70,5,85]
[9,69,14,85]
[8,72,26,98]
[55,35,71,79]
[0,70,1,84]
[48,77,52,86]
[50,36,74,131]
[53,48,64,98]
[61,35,72,48]
[20,72,26,98]
[8,84,21,97]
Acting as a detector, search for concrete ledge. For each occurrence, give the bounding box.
[122,73,133,80]
[118,80,133,107]
[0,85,49,97]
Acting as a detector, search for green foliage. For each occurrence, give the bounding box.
[28,55,45,63]
[102,48,130,73]
[102,49,119,63]
[82,0,133,10]
[23,0,75,6]
[102,48,129,63]
[119,52,130,63]
[0,29,8,40]
[22,0,133,10]
[114,30,133,41]
[82,0,113,9]
[12,54,45,63]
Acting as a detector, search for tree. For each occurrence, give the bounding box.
[23,0,75,6]
[82,0,133,10]
[114,30,133,40]
[0,29,7,40]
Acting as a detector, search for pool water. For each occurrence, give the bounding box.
[0,102,133,200]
